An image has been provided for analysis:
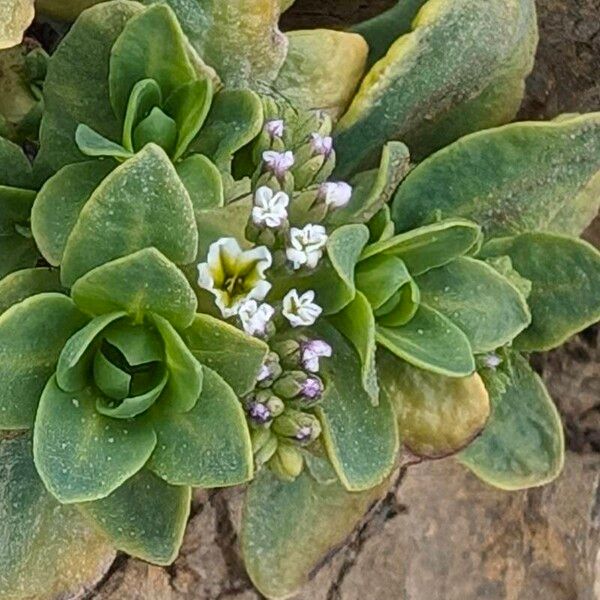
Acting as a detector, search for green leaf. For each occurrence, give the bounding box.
[378,349,490,458]
[31,159,116,266]
[0,433,116,600]
[481,233,600,351]
[242,468,388,599]
[0,268,62,316]
[0,294,87,429]
[176,153,224,211]
[33,0,106,21]
[458,354,564,490]
[392,113,600,238]
[152,314,203,413]
[0,135,32,187]
[271,224,369,315]
[165,79,213,160]
[75,124,132,159]
[122,77,162,151]
[81,468,190,565]
[109,3,197,120]
[329,291,379,404]
[355,254,411,310]
[273,29,367,120]
[376,304,475,377]
[351,0,427,68]
[0,185,38,278]
[190,89,263,169]
[33,375,157,503]
[156,0,287,88]
[314,321,398,491]
[71,248,198,330]
[104,319,164,365]
[132,107,178,155]
[361,219,481,276]
[416,256,531,353]
[148,367,253,486]
[183,313,268,396]
[35,0,143,176]
[334,0,537,176]
[60,144,198,287]
[328,141,410,227]
[56,312,124,393]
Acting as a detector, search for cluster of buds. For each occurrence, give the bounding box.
[245,337,332,480]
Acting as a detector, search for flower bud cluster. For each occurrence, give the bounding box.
[244,337,333,481]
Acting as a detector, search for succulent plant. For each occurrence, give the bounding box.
[1,1,600,599]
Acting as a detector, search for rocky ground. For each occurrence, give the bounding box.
[88,1,600,598]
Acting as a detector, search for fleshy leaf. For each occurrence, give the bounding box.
[273,29,368,120]
[0,268,62,316]
[0,294,87,429]
[416,256,531,353]
[176,153,224,211]
[458,354,564,490]
[148,367,253,486]
[328,141,410,227]
[152,314,203,413]
[31,159,116,266]
[271,224,369,315]
[71,248,198,330]
[183,313,268,396]
[35,0,143,176]
[81,468,190,565]
[0,0,34,50]
[392,113,600,237]
[329,291,379,404]
[481,233,600,351]
[75,124,132,159]
[361,219,481,276]
[155,0,288,88]
[190,89,263,169]
[376,304,475,377]
[351,0,427,68]
[314,321,398,491]
[109,4,197,119]
[0,135,32,186]
[334,0,537,175]
[60,144,198,286]
[355,254,411,310]
[0,433,116,599]
[33,376,157,503]
[242,469,388,599]
[378,349,489,458]
[56,312,124,393]
[34,0,106,21]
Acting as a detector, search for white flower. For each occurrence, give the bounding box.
[319,181,353,209]
[197,238,272,318]
[265,119,284,139]
[238,299,275,337]
[310,133,333,157]
[301,339,333,373]
[282,289,322,327]
[263,150,294,178]
[252,186,289,228]
[286,224,328,270]
[483,353,502,369]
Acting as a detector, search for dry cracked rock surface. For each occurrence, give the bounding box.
[88,1,600,598]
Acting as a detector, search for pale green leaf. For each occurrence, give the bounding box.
[0,268,62,316]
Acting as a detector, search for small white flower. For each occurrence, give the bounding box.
[252,186,289,228]
[483,353,502,369]
[197,238,272,318]
[286,224,328,270]
[319,181,353,209]
[282,289,323,327]
[301,339,333,373]
[238,299,275,337]
[263,150,294,178]
[256,364,271,382]
[265,119,284,139]
[310,133,333,157]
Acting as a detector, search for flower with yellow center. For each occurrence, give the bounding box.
[197,238,272,318]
